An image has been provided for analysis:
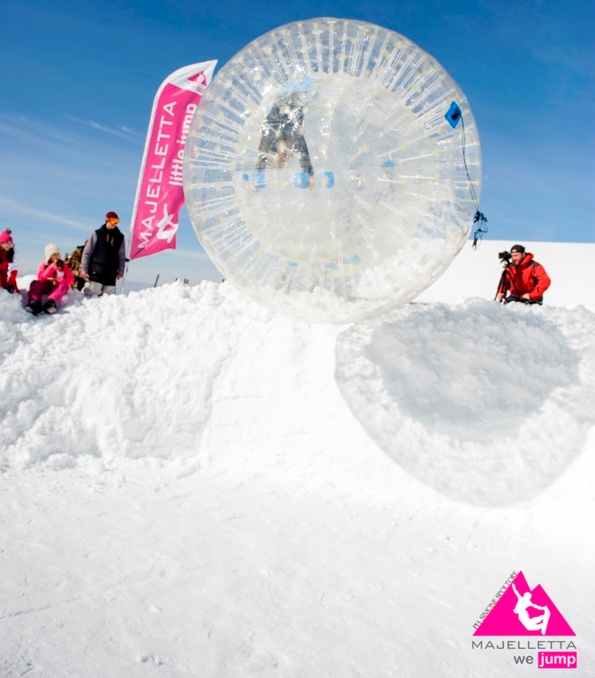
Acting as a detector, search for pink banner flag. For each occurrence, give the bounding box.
[129,60,217,260]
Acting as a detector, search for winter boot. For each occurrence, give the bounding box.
[42,299,58,314]
[25,301,42,315]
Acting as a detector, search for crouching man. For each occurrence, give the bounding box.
[496,244,551,305]
[80,211,126,296]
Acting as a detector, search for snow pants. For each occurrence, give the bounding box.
[83,281,116,297]
[28,280,69,305]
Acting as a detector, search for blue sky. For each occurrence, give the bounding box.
[1,0,593,285]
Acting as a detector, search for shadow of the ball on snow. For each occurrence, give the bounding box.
[335,300,595,506]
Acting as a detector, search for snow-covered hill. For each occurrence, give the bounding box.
[1,240,593,677]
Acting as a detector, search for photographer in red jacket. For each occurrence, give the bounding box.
[496,244,551,305]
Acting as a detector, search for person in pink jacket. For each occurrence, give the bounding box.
[0,229,19,293]
[25,244,75,315]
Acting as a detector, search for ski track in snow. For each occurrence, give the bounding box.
[1,242,594,677]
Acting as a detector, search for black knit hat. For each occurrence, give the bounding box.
[510,244,525,254]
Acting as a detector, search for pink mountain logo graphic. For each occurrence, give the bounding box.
[474,571,575,636]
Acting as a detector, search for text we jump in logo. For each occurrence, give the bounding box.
[472,571,577,669]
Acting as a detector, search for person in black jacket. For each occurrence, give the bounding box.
[80,211,126,296]
[255,87,315,189]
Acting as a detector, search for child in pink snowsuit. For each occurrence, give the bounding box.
[26,244,75,315]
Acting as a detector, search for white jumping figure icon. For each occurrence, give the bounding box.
[156,204,178,243]
[512,583,551,635]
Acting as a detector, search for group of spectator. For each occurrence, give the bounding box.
[0,211,126,315]
[1,216,552,313]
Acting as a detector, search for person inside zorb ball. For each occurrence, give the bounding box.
[255,82,315,190]
[184,18,481,323]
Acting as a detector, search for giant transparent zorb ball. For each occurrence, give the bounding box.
[184,18,481,323]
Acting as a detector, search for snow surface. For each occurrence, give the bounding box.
[1,239,594,677]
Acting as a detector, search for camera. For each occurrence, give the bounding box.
[498,250,511,265]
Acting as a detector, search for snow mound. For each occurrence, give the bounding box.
[2,283,594,508]
[335,300,595,505]
[0,282,245,469]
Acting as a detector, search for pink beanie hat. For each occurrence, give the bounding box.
[0,229,13,244]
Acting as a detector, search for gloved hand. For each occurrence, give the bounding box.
[7,270,18,293]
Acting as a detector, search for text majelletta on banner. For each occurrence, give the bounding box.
[129,60,217,261]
